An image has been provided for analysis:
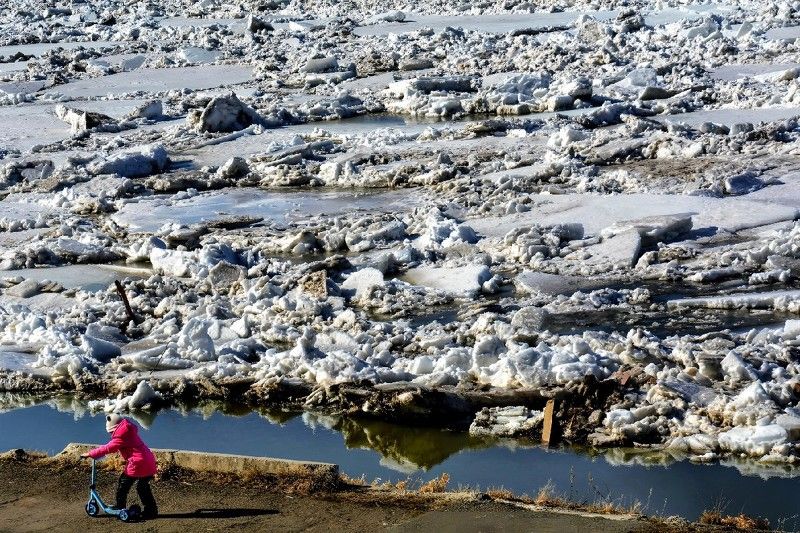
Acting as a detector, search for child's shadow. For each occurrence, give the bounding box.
[157,508,279,519]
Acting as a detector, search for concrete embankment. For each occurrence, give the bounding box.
[60,442,339,481]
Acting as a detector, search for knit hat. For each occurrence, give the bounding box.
[105,413,123,433]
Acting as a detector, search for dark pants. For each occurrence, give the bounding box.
[116,473,157,515]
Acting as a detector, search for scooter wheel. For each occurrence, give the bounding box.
[85,502,99,517]
[117,509,129,522]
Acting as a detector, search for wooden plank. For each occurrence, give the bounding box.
[114,280,136,329]
[542,398,557,447]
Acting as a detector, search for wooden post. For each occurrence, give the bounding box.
[114,280,136,329]
[542,399,557,447]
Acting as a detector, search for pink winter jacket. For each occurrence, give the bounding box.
[87,418,158,478]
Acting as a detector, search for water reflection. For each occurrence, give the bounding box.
[3,393,800,481]
[303,412,494,473]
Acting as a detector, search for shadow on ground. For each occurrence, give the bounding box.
[157,508,278,519]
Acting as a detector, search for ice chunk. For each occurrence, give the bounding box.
[207,261,244,290]
[583,229,642,269]
[600,214,693,245]
[90,380,163,412]
[81,334,121,362]
[125,100,163,120]
[720,352,758,382]
[404,265,491,297]
[342,267,384,298]
[129,380,162,408]
[150,248,194,277]
[547,126,588,149]
[4,279,40,298]
[514,271,607,296]
[88,144,168,178]
[469,406,544,437]
[217,157,249,179]
[724,173,765,196]
[510,306,549,333]
[301,57,339,74]
[784,320,800,340]
[55,104,114,133]
[416,210,478,249]
[399,58,433,72]
[245,15,273,33]
[718,425,787,456]
[410,355,434,374]
[730,382,770,407]
[604,409,636,429]
[188,93,263,133]
[669,290,800,311]
[177,317,217,362]
[657,380,718,407]
[367,11,406,23]
[775,414,800,440]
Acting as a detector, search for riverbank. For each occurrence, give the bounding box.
[0,448,762,532]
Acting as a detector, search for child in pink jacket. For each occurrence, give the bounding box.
[82,414,159,519]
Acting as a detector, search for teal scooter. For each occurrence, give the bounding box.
[84,458,140,522]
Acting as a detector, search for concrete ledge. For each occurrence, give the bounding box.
[59,443,339,480]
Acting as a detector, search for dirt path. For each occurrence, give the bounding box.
[0,459,682,532]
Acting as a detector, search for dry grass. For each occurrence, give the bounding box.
[418,473,450,494]
[371,478,411,492]
[281,466,339,494]
[486,488,514,500]
[339,472,367,487]
[699,510,770,531]
[585,499,642,515]
[0,449,46,461]
[521,480,643,517]
[157,462,339,495]
[533,481,568,507]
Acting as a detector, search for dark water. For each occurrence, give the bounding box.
[1,401,799,529]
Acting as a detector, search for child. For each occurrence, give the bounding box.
[82,413,159,519]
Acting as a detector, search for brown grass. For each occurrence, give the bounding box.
[0,449,46,461]
[533,481,569,507]
[486,488,514,500]
[525,480,642,517]
[371,478,411,492]
[339,472,367,487]
[155,462,339,495]
[585,499,642,515]
[418,473,450,494]
[699,510,770,530]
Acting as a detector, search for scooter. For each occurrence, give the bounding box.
[84,457,140,522]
